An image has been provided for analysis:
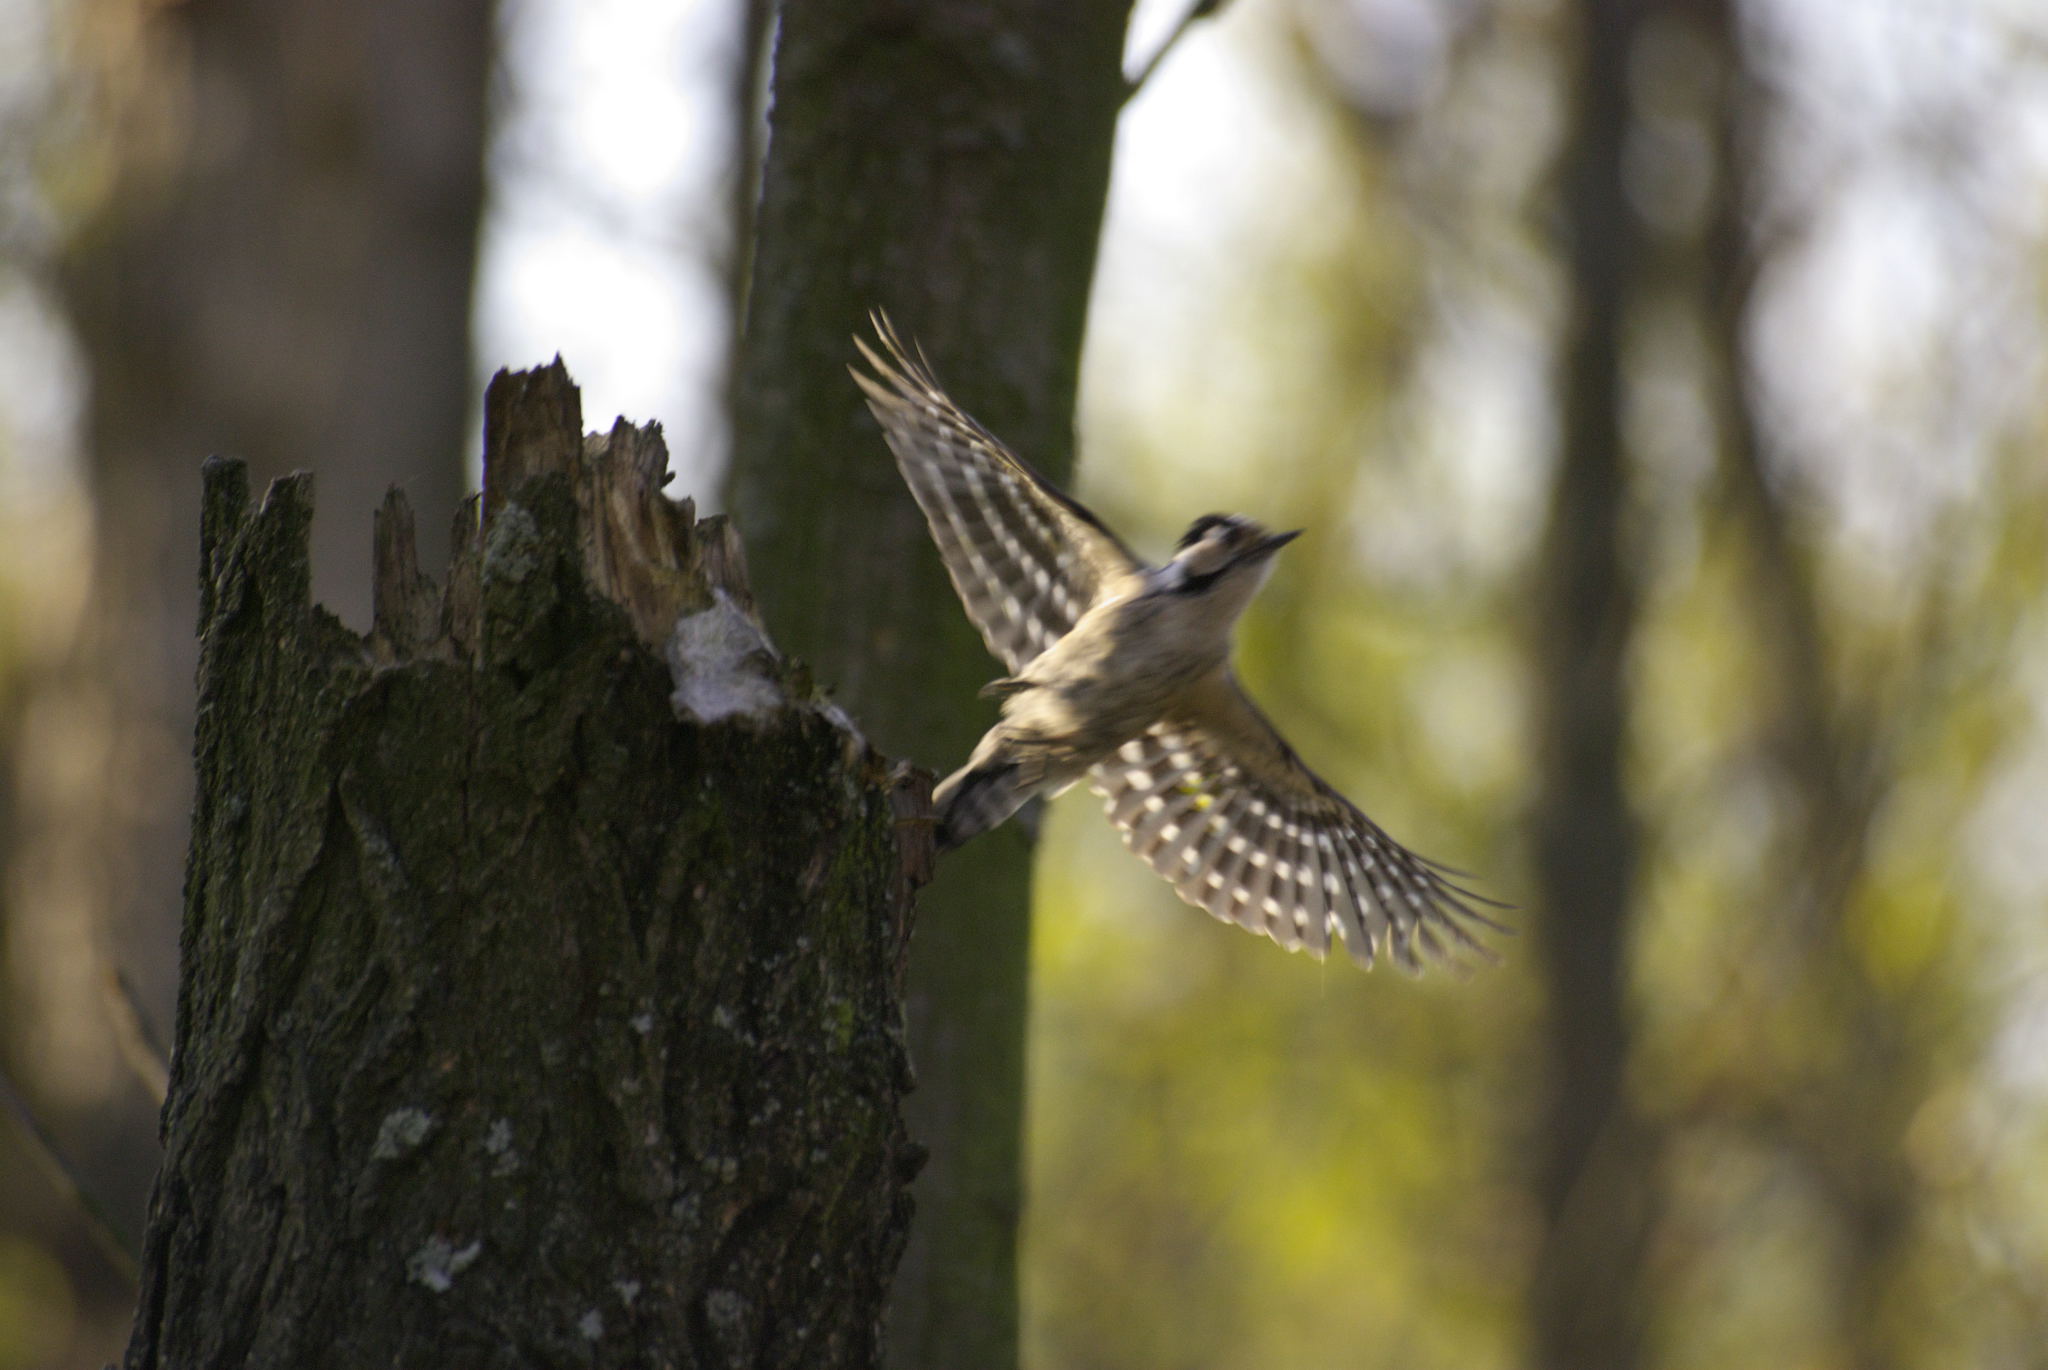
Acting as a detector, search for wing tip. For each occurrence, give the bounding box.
[1087,726,1516,977]
[855,307,942,393]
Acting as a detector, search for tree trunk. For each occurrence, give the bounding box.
[726,6,1133,1368]
[124,365,926,1370]
[1527,1,1656,1366]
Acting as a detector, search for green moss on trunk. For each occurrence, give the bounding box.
[127,366,925,1370]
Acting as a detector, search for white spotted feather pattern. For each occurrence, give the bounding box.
[1087,708,1506,971]
[853,313,1505,971]
[851,314,1142,674]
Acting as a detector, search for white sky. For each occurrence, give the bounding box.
[472,0,748,497]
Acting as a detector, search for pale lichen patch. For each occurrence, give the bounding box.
[406,1236,481,1292]
[483,1117,519,1176]
[666,590,783,724]
[372,1107,434,1160]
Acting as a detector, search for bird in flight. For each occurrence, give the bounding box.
[851,313,1503,971]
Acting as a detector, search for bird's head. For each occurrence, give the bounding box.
[1163,514,1302,611]
[1172,513,1301,577]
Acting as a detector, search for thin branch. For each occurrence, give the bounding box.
[1123,0,1228,106]
[727,0,775,337]
[101,963,170,1105]
[0,1064,141,1282]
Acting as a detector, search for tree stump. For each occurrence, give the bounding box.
[125,362,928,1370]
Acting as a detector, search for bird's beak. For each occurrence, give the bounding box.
[1257,529,1303,557]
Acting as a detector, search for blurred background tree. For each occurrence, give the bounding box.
[1029,2,2048,1368]
[3,0,2046,1367]
[3,0,490,1362]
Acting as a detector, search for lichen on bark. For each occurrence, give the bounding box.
[127,362,927,1370]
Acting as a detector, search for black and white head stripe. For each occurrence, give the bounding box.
[851,312,1143,673]
[853,312,1504,972]
[1087,693,1508,971]
[1176,514,1240,550]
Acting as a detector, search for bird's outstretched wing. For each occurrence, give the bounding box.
[1089,671,1508,971]
[851,311,1144,673]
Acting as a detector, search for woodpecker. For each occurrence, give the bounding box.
[851,313,1504,971]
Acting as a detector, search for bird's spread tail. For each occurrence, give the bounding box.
[933,761,1030,852]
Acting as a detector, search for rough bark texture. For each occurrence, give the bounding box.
[720,5,1138,1359]
[726,7,1132,1367]
[1527,1,1655,1367]
[124,365,926,1370]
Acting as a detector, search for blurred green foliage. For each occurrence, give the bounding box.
[0,1234,74,1370]
[1024,2,2048,1367]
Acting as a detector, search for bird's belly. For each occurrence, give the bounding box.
[1004,640,1219,757]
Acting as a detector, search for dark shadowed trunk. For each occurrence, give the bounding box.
[1527,1,1655,1366]
[124,365,926,1370]
[726,5,1134,1368]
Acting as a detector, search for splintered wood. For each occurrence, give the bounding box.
[369,359,757,663]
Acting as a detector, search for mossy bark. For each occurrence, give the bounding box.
[727,7,1134,1366]
[124,365,927,1370]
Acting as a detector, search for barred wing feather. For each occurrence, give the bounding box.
[851,312,1142,674]
[1089,674,1506,971]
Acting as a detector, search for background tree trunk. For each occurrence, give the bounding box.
[4,3,493,1328]
[726,6,1133,1368]
[124,365,924,1370]
[1527,0,1655,1365]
